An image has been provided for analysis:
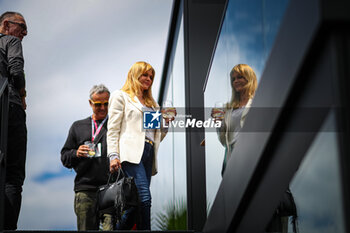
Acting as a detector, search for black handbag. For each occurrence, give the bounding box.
[97,169,139,219]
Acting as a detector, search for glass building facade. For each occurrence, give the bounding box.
[204,0,290,213]
[155,0,350,232]
[288,112,346,233]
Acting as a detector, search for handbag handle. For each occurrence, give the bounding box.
[106,168,125,185]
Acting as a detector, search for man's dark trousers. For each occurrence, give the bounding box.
[4,103,27,230]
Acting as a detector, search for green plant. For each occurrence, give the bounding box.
[153,198,187,230]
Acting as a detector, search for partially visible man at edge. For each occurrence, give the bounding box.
[0,11,28,230]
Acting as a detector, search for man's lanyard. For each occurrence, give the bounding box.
[91,115,108,142]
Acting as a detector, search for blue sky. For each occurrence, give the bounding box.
[0,0,173,230]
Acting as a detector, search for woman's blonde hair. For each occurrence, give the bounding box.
[121,61,157,107]
[228,64,257,108]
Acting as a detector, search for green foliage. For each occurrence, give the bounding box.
[153,198,187,230]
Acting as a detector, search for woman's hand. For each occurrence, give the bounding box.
[163,108,177,124]
[110,158,121,173]
[211,108,224,122]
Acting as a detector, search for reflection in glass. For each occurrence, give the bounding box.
[265,188,297,232]
[212,64,257,176]
[204,0,290,214]
[287,112,346,233]
[212,102,225,120]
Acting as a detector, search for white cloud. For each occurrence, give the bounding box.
[19,177,76,230]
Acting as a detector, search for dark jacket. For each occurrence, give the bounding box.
[61,117,110,192]
[0,33,25,106]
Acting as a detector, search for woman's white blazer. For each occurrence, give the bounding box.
[107,90,166,175]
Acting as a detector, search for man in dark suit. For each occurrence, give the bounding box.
[61,84,113,230]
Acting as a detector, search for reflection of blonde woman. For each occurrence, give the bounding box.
[107,61,173,230]
[214,64,257,175]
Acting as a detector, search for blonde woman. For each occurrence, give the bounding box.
[213,64,257,175]
[107,61,173,230]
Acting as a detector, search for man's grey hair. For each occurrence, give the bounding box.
[0,11,24,25]
[89,84,110,99]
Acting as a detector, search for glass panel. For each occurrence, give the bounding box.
[204,0,289,213]
[151,17,187,230]
[286,112,346,233]
[262,0,291,59]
